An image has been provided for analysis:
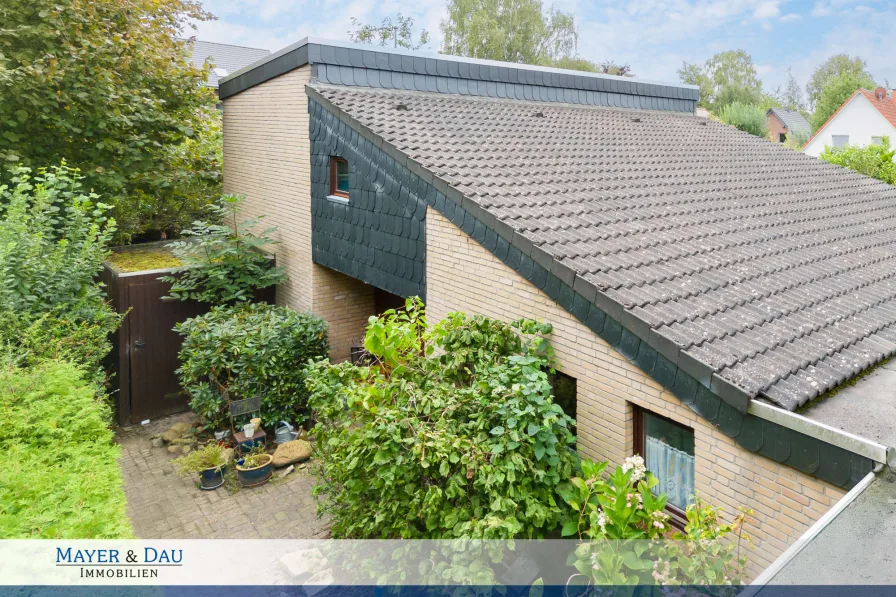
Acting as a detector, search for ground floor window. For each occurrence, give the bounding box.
[547,370,576,434]
[633,406,695,521]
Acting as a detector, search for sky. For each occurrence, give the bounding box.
[191,0,896,95]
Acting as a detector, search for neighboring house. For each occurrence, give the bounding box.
[804,87,896,157]
[766,107,810,143]
[219,38,895,581]
[186,39,271,89]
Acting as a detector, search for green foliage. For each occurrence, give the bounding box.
[776,67,806,112]
[0,0,218,241]
[162,195,287,304]
[718,102,769,138]
[0,165,121,385]
[440,0,582,68]
[349,14,431,50]
[306,298,577,539]
[783,129,808,152]
[679,50,764,112]
[806,54,875,111]
[559,457,751,587]
[175,302,329,429]
[820,137,896,185]
[810,70,877,132]
[173,443,226,476]
[0,360,132,538]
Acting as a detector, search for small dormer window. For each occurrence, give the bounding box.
[329,157,349,198]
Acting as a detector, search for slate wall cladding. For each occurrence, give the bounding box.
[219,40,698,113]
[309,99,427,299]
[308,89,875,491]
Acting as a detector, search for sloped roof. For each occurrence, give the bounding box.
[311,83,896,412]
[188,40,270,88]
[767,107,811,137]
[806,89,896,147]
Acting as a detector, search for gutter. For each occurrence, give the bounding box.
[748,399,892,465]
[745,463,884,592]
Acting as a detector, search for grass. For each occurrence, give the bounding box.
[107,247,182,272]
[0,360,133,538]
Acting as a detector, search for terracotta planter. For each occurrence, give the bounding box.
[235,453,273,488]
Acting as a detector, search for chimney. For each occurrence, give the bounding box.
[874,87,886,101]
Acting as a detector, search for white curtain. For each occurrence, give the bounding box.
[645,435,695,510]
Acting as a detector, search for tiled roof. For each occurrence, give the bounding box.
[188,40,270,88]
[311,84,896,412]
[806,89,896,148]
[767,108,811,137]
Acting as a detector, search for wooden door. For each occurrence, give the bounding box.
[127,281,206,422]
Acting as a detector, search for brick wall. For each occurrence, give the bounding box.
[223,66,314,312]
[223,67,374,361]
[425,208,845,578]
[767,112,787,143]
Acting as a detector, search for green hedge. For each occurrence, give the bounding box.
[0,361,132,538]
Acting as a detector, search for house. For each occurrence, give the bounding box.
[766,107,810,143]
[186,39,271,89]
[219,38,895,580]
[804,87,896,157]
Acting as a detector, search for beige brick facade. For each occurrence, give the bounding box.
[223,67,374,361]
[425,208,845,578]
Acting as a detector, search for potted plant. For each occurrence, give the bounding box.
[235,446,273,488]
[173,443,228,490]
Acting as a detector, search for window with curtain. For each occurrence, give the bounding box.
[634,408,695,514]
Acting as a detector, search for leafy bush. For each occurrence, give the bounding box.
[0,360,132,538]
[0,165,121,384]
[820,137,896,185]
[560,456,751,587]
[162,194,287,304]
[175,302,329,429]
[718,102,768,138]
[306,298,577,539]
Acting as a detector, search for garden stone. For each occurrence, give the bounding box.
[271,440,311,467]
[221,448,235,463]
[160,422,193,443]
[150,438,164,448]
[171,437,193,445]
[167,445,180,454]
[181,445,192,455]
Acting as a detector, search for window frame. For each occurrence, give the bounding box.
[632,405,694,529]
[831,135,849,148]
[329,156,350,199]
[778,132,787,143]
[872,136,884,146]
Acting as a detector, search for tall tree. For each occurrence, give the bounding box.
[0,0,219,241]
[348,14,430,50]
[440,0,582,67]
[810,71,877,132]
[806,54,874,111]
[678,50,763,112]
[778,67,805,112]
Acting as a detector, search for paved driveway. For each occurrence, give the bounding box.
[117,412,329,539]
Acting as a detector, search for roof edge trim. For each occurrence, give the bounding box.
[748,400,890,464]
[220,37,698,101]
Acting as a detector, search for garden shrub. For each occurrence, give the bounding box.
[306,298,577,539]
[0,165,122,385]
[162,194,287,304]
[820,137,896,185]
[175,302,329,429]
[718,102,768,138]
[0,360,132,538]
[559,456,751,587]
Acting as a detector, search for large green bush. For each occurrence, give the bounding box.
[0,360,132,538]
[162,194,287,304]
[0,165,122,385]
[175,302,329,429]
[717,102,768,138]
[820,137,896,185]
[306,298,577,539]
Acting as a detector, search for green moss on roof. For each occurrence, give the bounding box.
[107,248,182,273]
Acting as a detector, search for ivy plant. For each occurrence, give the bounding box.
[162,194,287,304]
[175,302,328,429]
[306,297,577,539]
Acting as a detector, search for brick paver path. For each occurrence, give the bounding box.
[117,412,329,539]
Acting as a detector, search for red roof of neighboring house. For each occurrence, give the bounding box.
[806,88,896,147]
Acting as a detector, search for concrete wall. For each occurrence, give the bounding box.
[222,66,374,361]
[805,93,896,157]
[425,207,845,578]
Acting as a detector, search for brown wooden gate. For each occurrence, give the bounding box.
[126,280,206,423]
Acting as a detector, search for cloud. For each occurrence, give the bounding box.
[779,13,802,21]
[754,1,780,18]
